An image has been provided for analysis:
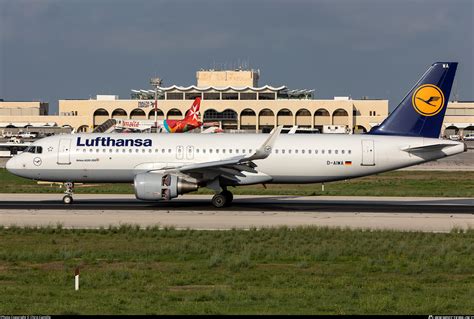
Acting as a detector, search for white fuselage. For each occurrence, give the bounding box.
[6,133,465,184]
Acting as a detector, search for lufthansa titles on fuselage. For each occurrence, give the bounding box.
[76,137,152,147]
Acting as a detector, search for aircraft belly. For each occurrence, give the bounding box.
[22,169,134,183]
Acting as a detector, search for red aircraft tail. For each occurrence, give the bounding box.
[162,97,202,133]
[184,97,201,123]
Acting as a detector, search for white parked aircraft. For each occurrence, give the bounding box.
[6,62,466,207]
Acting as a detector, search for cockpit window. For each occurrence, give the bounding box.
[26,146,42,154]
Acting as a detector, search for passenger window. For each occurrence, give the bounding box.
[275,149,279,154]
[335,150,338,154]
[288,150,292,154]
[222,149,225,153]
[216,149,219,154]
[203,149,206,153]
[328,150,332,154]
[103,149,106,152]
[229,149,232,153]
[308,150,312,154]
[342,150,345,154]
[96,149,100,152]
[302,150,305,154]
[116,149,119,153]
[168,149,171,153]
[162,149,165,153]
[37,146,42,153]
[322,150,325,154]
[315,150,318,154]
[122,149,126,153]
[83,149,86,153]
[348,150,352,154]
[129,149,132,153]
[196,149,200,153]
[282,149,285,154]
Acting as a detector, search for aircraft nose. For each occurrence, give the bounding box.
[6,157,16,173]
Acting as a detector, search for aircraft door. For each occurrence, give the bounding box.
[361,140,375,166]
[186,146,194,160]
[57,138,72,165]
[176,145,184,160]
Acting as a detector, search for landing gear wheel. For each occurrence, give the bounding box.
[62,182,74,204]
[211,193,227,208]
[62,195,73,205]
[221,190,233,206]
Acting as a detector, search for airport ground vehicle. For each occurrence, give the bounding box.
[17,131,37,138]
[449,134,461,141]
[322,125,349,134]
[463,133,474,141]
[6,62,466,207]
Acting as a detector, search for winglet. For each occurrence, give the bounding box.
[246,125,283,161]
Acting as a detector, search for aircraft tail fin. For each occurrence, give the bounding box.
[184,97,201,122]
[369,62,457,138]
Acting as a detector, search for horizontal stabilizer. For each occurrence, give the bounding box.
[401,143,457,152]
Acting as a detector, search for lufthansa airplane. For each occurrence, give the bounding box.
[6,62,466,207]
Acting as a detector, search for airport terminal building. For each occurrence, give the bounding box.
[0,68,473,136]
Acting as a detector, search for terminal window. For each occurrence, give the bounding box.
[203,93,220,100]
[166,92,184,100]
[222,93,238,100]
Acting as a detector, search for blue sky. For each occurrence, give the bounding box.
[1,0,472,113]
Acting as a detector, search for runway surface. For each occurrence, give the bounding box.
[0,194,472,232]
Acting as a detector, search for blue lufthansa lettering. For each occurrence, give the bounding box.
[76,137,153,147]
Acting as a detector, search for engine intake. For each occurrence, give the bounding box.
[134,173,198,201]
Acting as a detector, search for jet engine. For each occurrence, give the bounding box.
[134,172,198,201]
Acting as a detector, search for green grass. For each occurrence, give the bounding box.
[1,168,473,197]
[0,226,472,314]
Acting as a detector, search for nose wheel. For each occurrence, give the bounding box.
[211,190,233,208]
[62,182,74,205]
[62,195,73,204]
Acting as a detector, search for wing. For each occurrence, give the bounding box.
[150,126,283,183]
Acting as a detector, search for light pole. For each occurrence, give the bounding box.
[150,77,163,132]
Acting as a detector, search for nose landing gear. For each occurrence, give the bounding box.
[62,182,74,204]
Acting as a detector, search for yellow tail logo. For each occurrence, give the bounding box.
[412,84,445,116]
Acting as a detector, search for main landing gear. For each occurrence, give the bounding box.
[62,182,74,204]
[211,190,233,208]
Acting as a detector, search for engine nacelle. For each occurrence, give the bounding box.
[134,173,198,201]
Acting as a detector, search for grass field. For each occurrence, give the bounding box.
[1,168,473,197]
[0,226,472,314]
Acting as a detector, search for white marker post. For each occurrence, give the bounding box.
[75,267,80,291]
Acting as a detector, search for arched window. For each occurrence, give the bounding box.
[94,108,109,116]
[148,109,164,119]
[314,108,330,116]
[277,108,293,126]
[167,109,183,119]
[295,108,311,127]
[333,109,349,117]
[130,108,146,119]
[111,108,127,118]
